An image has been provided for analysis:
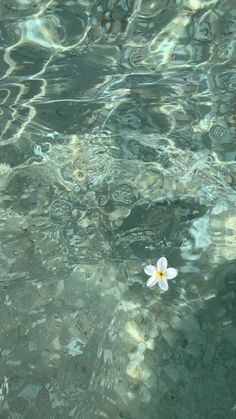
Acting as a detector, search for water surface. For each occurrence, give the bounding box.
[0,0,236,418]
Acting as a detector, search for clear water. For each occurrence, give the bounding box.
[0,0,236,418]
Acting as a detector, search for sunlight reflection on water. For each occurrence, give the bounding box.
[0,0,236,418]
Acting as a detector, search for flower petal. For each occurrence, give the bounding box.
[158,279,169,291]
[146,276,158,288]
[157,257,168,271]
[165,268,178,280]
[144,265,156,276]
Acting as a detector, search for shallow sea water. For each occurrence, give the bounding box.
[0,0,236,418]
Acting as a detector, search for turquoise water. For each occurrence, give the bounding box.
[0,0,236,418]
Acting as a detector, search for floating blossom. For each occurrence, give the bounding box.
[144,257,178,291]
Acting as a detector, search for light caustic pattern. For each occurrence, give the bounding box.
[0,0,236,418]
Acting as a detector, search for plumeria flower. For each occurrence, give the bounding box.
[144,257,178,291]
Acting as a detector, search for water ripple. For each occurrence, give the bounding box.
[1,0,236,417]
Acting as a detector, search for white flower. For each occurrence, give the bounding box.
[144,257,178,291]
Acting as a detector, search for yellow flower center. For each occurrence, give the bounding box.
[156,270,164,280]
